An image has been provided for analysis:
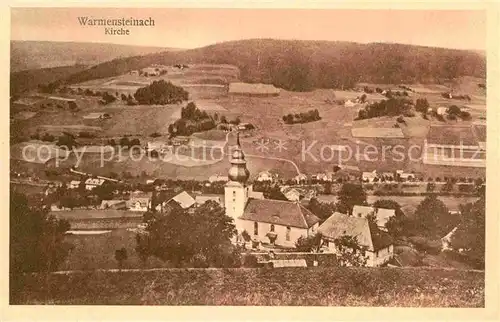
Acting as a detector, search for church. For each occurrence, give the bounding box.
[224,134,320,247]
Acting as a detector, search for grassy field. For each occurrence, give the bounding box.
[12,267,484,306]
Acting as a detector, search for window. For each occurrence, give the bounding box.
[233,191,236,197]
[286,226,291,241]
[270,224,275,232]
[254,222,259,235]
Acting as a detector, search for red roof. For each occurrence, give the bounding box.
[239,199,320,229]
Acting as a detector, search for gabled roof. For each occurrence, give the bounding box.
[239,199,320,229]
[352,205,396,229]
[170,191,196,209]
[318,212,393,251]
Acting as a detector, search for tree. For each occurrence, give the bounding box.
[447,105,461,117]
[56,133,77,149]
[415,98,429,113]
[413,195,455,238]
[10,192,72,300]
[450,197,485,268]
[337,183,367,214]
[307,198,336,222]
[114,248,128,270]
[136,201,238,267]
[264,186,288,201]
[333,235,367,267]
[295,233,323,252]
[119,136,130,148]
[373,200,406,238]
[134,80,188,105]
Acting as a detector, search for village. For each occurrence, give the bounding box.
[8,9,488,306]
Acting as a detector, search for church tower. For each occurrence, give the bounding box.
[225,132,250,231]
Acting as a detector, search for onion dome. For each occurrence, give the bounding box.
[228,132,250,183]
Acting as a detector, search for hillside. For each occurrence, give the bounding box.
[10,40,181,72]
[63,39,486,91]
[10,64,90,95]
[11,267,484,306]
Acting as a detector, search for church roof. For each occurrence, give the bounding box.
[239,199,320,229]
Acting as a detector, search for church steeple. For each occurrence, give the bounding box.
[228,132,250,183]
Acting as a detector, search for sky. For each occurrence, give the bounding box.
[11,8,486,50]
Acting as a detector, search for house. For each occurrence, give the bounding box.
[362,170,378,183]
[209,174,229,183]
[84,178,105,190]
[127,191,153,212]
[395,170,415,181]
[352,205,396,231]
[256,170,276,182]
[195,195,224,207]
[171,136,190,146]
[68,180,81,189]
[294,173,308,184]
[130,70,139,76]
[224,133,320,248]
[83,112,111,120]
[318,212,394,267]
[152,190,196,212]
[313,172,332,182]
[436,106,447,116]
[281,187,302,202]
[141,67,160,76]
[100,200,127,210]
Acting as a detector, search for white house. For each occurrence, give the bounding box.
[436,106,447,116]
[352,205,396,231]
[84,178,105,191]
[319,212,394,267]
[224,134,320,248]
[256,170,276,182]
[68,180,81,189]
[313,172,332,182]
[362,170,378,183]
[209,174,229,183]
[345,100,356,107]
[294,173,308,184]
[127,191,153,212]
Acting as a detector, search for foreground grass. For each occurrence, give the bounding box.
[12,267,483,306]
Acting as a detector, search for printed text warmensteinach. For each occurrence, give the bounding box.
[78,17,155,35]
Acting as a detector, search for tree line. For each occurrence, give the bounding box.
[282,109,321,124]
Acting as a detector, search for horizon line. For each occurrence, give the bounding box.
[10,37,486,52]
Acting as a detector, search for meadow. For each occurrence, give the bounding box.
[13,266,484,306]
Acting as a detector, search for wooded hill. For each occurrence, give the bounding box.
[10,40,180,72]
[62,39,486,91]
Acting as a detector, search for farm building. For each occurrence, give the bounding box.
[129,70,139,76]
[319,212,394,267]
[281,187,302,202]
[46,96,78,109]
[84,178,105,190]
[362,170,378,183]
[423,125,486,168]
[141,67,160,76]
[228,82,280,97]
[352,205,396,231]
[294,173,308,184]
[83,112,111,120]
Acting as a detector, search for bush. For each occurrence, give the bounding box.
[242,254,259,268]
[79,131,96,138]
[150,132,161,138]
[408,236,441,255]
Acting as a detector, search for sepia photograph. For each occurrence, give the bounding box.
[7,5,491,310]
